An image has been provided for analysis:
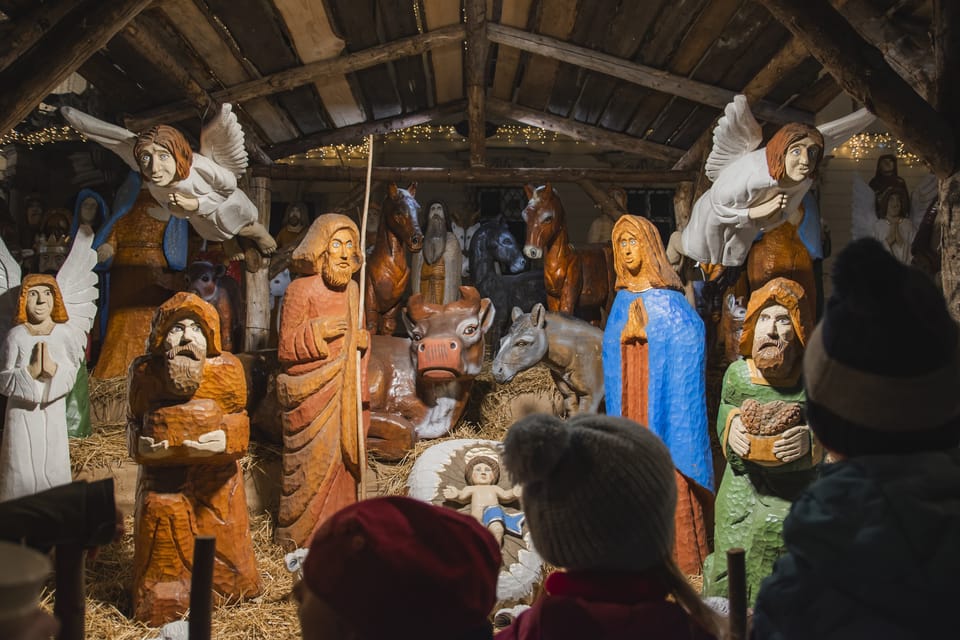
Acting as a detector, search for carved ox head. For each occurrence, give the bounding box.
[402,286,495,380]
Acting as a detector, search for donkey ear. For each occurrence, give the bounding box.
[523,184,535,200]
[511,306,524,322]
[388,183,399,199]
[407,182,417,197]
[531,303,546,328]
[478,297,496,335]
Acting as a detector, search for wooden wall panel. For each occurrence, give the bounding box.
[490,0,535,101]
[514,0,578,110]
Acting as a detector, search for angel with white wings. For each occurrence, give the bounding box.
[852,172,937,265]
[681,95,875,267]
[60,103,276,258]
[0,226,99,501]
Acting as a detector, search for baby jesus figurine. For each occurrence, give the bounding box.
[443,451,523,546]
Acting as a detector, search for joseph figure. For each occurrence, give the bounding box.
[602,214,714,575]
[276,213,369,549]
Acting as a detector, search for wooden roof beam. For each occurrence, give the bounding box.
[0,0,153,134]
[487,97,684,163]
[0,0,75,73]
[487,23,813,126]
[265,102,466,160]
[252,164,697,184]
[758,0,955,177]
[125,24,466,131]
[465,0,488,167]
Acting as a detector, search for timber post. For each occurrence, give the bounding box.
[244,174,272,352]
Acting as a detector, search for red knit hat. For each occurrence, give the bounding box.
[302,496,501,639]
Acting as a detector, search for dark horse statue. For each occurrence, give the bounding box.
[366,183,424,334]
[522,183,614,325]
[470,216,546,346]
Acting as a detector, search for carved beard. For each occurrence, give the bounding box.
[322,257,354,289]
[423,214,446,265]
[754,338,800,383]
[163,342,206,397]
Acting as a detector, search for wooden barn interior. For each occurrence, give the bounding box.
[0,0,958,638]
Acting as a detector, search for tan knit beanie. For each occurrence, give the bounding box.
[502,413,677,572]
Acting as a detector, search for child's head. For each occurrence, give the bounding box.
[464,453,501,486]
[502,413,676,572]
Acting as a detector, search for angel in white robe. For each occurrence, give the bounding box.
[60,104,276,258]
[0,226,99,500]
[682,95,875,267]
[851,172,937,265]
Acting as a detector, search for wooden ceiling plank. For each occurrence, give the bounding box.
[758,0,954,176]
[254,164,698,184]
[378,0,430,113]
[423,0,465,104]
[0,0,154,133]
[0,0,74,73]
[490,24,811,124]
[490,0,535,100]
[265,101,466,160]
[78,52,153,113]
[549,0,619,118]
[487,96,683,162]
[515,0,579,110]
[273,0,366,127]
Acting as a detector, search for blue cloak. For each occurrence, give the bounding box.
[602,287,713,491]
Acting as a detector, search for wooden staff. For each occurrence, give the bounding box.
[356,134,375,500]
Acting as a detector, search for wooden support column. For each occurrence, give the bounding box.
[244,175,272,351]
[934,1,960,320]
[0,0,76,73]
[673,181,695,231]
[0,0,153,133]
[578,180,625,220]
[465,0,488,167]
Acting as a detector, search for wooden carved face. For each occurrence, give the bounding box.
[25,285,55,325]
[752,303,800,377]
[783,136,820,184]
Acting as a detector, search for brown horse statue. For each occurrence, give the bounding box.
[365,183,424,334]
[521,183,614,325]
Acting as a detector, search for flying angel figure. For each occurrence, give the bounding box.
[681,95,876,267]
[851,172,938,265]
[61,104,277,258]
[0,226,99,500]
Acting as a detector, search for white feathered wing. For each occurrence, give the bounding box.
[0,233,22,347]
[851,174,878,241]
[704,95,763,183]
[199,103,248,177]
[56,225,99,336]
[818,108,876,155]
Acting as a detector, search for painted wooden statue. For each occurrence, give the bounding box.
[276,214,369,549]
[602,214,714,575]
[365,183,424,334]
[0,226,98,501]
[702,278,824,604]
[451,207,481,281]
[411,200,462,305]
[127,291,260,625]
[681,94,874,268]
[852,172,937,265]
[493,303,604,415]
[61,104,276,259]
[275,202,308,252]
[521,183,614,325]
[367,286,494,460]
[185,260,242,353]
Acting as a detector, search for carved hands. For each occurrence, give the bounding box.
[443,485,464,501]
[167,193,200,214]
[28,342,57,380]
[773,425,811,463]
[137,428,227,460]
[728,414,751,458]
[97,243,115,264]
[748,193,788,221]
[314,318,349,341]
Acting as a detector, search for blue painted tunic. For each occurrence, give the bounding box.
[603,287,713,491]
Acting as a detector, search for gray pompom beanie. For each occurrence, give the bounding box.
[502,413,677,572]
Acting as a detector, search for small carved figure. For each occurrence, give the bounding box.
[603,214,713,575]
[127,291,260,625]
[33,233,70,276]
[71,189,108,238]
[275,202,308,251]
[0,226,98,501]
[411,200,462,305]
[61,104,277,258]
[443,448,523,547]
[702,277,823,604]
[852,172,936,265]
[681,95,874,267]
[451,207,481,280]
[276,214,369,549]
[493,303,604,415]
[269,266,292,342]
[185,260,242,353]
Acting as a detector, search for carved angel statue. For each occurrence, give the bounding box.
[682,95,875,267]
[0,226,99,500]
[852,172,937,264]
[61,104,276,258]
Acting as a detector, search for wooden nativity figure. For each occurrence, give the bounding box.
[0,225,98,501]
[681,94,874,268]
[275,202,308,252]
[852,172,937,265]
[127,291,260,626]
[443,447,523,547]
[602,214,714,575]
[411,200,462,305]
[276,213,369,550]
[702,277,824,604]
[61,104,276,261]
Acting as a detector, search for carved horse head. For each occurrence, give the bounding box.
[521,183,565,260]
[380,183,424,253]
[470,216,527,280]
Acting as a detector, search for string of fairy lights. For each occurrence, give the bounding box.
[0,125,85,148]
[831,132,921,167]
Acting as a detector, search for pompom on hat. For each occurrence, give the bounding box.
[502,413,677,572]
[302,496,501,639]
[0,541,51,623]
[804,238,960,456]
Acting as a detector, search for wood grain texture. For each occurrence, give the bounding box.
[490,0,535,100]
[515,0,579,110]
[423,0,465,104]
